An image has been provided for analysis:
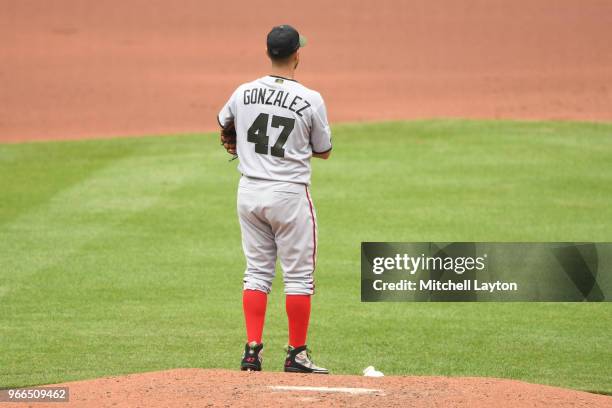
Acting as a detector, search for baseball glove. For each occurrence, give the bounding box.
[220,121,237,156]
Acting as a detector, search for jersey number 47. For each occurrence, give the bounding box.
[247,113,295,158]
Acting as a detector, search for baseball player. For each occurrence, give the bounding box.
[218,25,332,374]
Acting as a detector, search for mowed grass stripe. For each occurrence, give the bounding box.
[0,141,138,226]
[0,120,611,392]
[1,138,204,284]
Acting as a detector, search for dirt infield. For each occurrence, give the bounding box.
[1,0,611,142]
[6,369,610,407]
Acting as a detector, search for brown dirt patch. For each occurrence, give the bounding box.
[1,0,611,142]
[6,369,611,407]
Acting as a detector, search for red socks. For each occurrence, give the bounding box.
[243,289,267,344]
[285,294,311,348]
[243,290,311,347]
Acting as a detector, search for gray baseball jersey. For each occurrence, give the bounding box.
[218,75,331,295]
[218,75,332,185]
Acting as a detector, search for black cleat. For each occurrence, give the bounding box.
[284,345,329,374]
[240,341,264,371]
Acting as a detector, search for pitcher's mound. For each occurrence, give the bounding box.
[14,369,611,407]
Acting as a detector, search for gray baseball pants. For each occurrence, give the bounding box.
[237,175,317,295]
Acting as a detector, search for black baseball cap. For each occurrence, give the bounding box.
[266,25,307,58]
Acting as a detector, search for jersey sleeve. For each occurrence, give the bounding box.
[217,87,239,128]
[310,94,332,154]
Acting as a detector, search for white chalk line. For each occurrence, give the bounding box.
[268,385,383,395]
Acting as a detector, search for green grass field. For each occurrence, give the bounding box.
[1,120,611,393]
